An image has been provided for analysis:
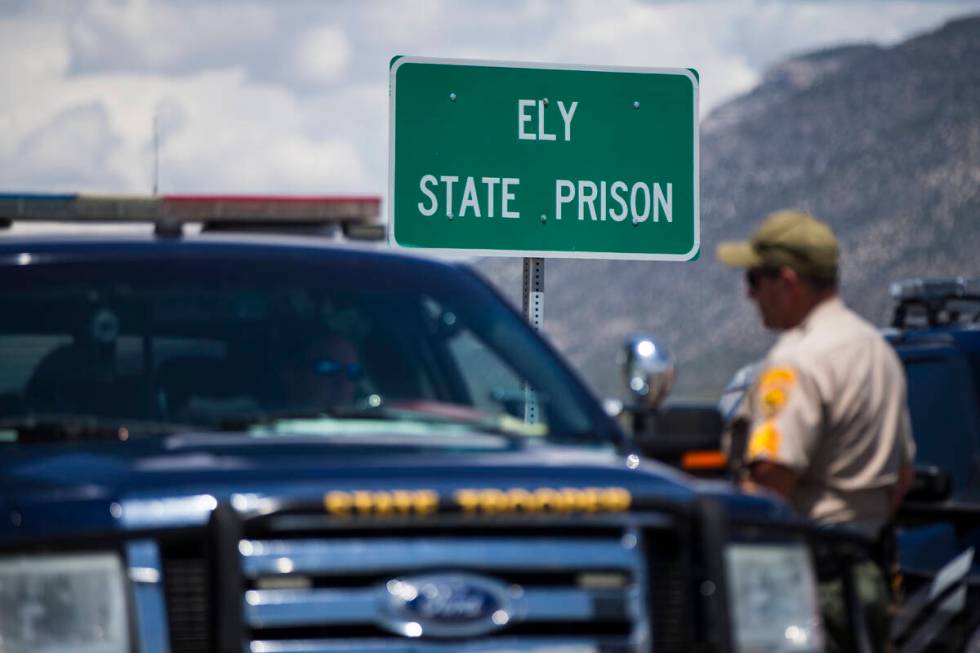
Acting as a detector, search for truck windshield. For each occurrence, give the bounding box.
[0,252,615,448]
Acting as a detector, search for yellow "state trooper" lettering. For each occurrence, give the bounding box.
[323,487,633,517]
[454,487,631,513]
[324,490,439,516]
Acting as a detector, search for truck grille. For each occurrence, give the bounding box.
[161,541,211,653]
[162,520,667,653]
[243,530,647,653]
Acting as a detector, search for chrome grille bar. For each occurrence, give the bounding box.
[245,586,630,628]
[240,537,640,577]
[250,637,625,653]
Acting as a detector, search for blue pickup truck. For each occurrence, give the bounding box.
[883,278,980,651]
[0,193,874,653]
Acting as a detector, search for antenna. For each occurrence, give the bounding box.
[152,113,159,195]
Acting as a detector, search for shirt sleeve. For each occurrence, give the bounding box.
[744,361,824,473]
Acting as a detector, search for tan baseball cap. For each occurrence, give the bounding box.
[716,210,839,282]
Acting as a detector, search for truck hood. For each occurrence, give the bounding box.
[0,432,789,540]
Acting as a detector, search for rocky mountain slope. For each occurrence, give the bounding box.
[474,14,980,401]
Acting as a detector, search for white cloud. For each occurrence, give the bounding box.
[1,0,976,198]
[150,71,367,193]
[6,103,124,191]
[0,18,69,83]
[0,64,371,194]
[358,0,448,50]
[292,25,353,86]
[67,0,279,74]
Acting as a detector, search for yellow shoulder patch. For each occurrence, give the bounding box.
[747,420,781,459]
[757,367,796,418]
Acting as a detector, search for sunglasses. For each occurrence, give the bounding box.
[745,267,782,291]
[314,359,363,381]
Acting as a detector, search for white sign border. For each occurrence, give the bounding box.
[388,56,700,262]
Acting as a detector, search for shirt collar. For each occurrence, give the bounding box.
[797,295,844,333]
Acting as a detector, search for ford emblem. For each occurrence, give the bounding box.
[379,573,517,638]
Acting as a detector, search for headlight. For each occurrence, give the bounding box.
[725,542,824,653]
[0,552,129,653]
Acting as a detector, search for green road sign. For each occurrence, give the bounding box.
[389,57,699,260]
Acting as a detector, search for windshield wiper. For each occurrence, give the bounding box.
[331,404,533,440]
[0,414,187,443]
[221,401,545,442]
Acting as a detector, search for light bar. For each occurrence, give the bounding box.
[890,277,967,301]
[0,193,381,226]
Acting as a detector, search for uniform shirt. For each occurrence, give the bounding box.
[744,296,915,536]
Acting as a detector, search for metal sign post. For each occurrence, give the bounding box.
[522,257,545,331]
[522,257,544,423]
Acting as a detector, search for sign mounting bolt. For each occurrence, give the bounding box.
[633,101,640,109]
[540,214,547,223]
[449,92,457,102]
[542,97,549,106]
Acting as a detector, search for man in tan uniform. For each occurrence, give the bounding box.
[716,210,916,652]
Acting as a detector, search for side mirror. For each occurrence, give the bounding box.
[620,334,674,410]
[616,334,727,475]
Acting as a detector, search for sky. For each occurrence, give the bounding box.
[2,0,979,208]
